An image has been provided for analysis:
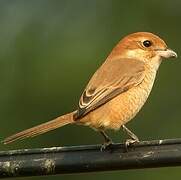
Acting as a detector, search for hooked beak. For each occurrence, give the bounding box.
[156,48,177,59]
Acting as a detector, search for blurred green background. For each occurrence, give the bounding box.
[0,0,181,179]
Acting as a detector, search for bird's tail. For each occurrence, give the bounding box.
[3,111,76,144]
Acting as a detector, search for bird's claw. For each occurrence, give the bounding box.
[125,138,139,146]
[100,140,113,151]
[125,138,140,151]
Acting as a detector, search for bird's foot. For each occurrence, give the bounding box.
[100,140,113,151]
[125,138,139,146]
[100,130,114,151]
[125,138,140,151]
[122,124,140,150]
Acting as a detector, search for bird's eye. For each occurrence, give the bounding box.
[143,40,152,48]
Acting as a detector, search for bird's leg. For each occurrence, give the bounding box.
[122,125,139,147]
[100,130,113,151]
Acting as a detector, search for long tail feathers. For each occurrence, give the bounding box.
[3,111,76,144]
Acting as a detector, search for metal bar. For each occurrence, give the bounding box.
[0,138,181,178]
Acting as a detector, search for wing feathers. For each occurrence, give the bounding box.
[77,58,145,118]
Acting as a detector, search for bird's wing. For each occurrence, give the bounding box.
[76,58,146,119]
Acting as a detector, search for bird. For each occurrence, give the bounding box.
[3,32,177,149]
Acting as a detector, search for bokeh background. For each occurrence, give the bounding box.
[0,0,181,179]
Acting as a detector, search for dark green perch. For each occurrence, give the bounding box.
[1,138,181,178]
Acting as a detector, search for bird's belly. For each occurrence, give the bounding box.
[80,70,157,130]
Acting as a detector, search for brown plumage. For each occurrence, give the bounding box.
[3,32,177,146]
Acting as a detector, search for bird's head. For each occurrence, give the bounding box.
[108,32,177,68]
